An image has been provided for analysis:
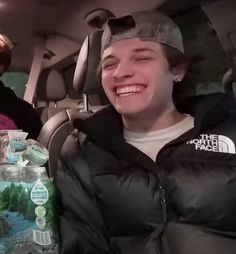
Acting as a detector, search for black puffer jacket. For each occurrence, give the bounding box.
[56,93,236,254]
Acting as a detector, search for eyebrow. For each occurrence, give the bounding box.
[132,47,157,54]
[102,55,117,63]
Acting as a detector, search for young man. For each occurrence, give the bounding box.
[56,11,236,254]
[0,34,42,139]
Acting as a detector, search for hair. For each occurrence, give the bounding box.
[0,34,13,73]
[161,45,188,70]
[161,44,204,106]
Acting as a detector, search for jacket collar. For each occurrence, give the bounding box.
[75,93,231,140]
[73,93,233,170]
[0,80,4,88]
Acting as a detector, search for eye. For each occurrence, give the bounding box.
[134,56,153,62]
[102,61,118,70]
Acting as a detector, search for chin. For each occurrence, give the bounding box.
[114,101,147,116]
[116,107,142,118]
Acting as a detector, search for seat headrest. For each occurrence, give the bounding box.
[73,30,108,103]
[84,8,115,29]
[37,68,67,102]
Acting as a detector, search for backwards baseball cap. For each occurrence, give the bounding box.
[101,10,184,54]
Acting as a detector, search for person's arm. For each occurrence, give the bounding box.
[55,134,115,254]
[23,106,42,139]
[16,99,43,139]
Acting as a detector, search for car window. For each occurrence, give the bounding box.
[172,6,231,96]
[0,71,29,99]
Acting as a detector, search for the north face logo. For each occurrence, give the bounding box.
[187,134,236,154]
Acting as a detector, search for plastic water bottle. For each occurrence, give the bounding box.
[0,165,59,254]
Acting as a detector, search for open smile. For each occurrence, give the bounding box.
[115,84,146,97]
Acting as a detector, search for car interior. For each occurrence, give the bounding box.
[0,0,236,176]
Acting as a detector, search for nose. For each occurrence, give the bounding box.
[113,59,134,82]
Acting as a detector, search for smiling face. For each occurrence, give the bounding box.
[101,38,180,119]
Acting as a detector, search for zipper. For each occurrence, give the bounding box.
[159,185,167,224]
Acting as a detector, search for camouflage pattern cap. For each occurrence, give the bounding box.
[101,10,184,54]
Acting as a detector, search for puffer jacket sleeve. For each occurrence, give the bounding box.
[55,133,115,254]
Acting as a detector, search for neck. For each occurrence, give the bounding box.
[122,107,185,133]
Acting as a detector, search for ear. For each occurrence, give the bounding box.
[172,64,187,83]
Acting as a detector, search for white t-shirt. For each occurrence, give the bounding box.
[124,115,194,161]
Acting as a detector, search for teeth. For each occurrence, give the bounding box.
[119,93,135,97]
[116,85,144,96]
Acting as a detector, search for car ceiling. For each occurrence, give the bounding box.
[0,0,235,71]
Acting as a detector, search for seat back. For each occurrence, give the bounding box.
[38,30,108,177]
[222,55,236,102]
[35,68,69,123]
[223,67,236,98]
[38,108,84,176]
[73,30,109,108]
